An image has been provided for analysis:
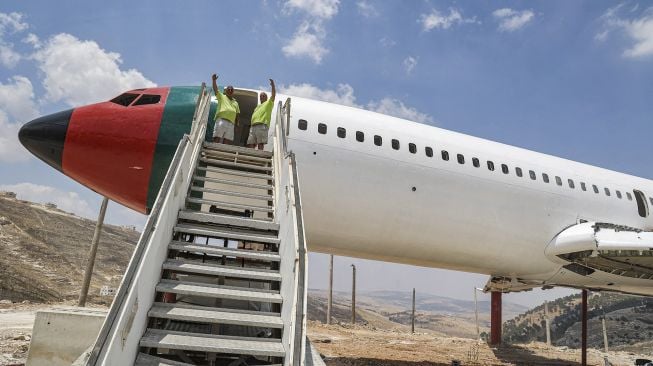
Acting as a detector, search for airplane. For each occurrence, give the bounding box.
[18,84,653,302]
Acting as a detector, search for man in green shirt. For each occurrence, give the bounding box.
[247,78,276,150]
[212,73,240,145]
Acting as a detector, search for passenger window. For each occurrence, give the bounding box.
[356,131,364,142]
[457,154,464,164]
[593,185,599,193]
[634,190,649,217]
[616,190,622,199]
[392,139,400,150]
[487,161,495,171]
[581,182,587,191]
[132,94,161,106]
[298,119,308,130]
[501,164,509,174]
[337,127,346,138]
[374,135,382,146]
[442,151,449,161]
[626,192,633,200]
[529,170,536,180]
[555,176,562,186]
[515,167,522,177]
[542,173,549,183]
[409,143,416,154]
[472,158,480,168]
[111,93,139,106]
[604,188,611,196]
[425,147,433,157]
[568,179,575,189]
[318,123,327,134]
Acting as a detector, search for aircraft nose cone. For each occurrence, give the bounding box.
[18,109,73,172]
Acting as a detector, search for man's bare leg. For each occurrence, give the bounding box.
[257,143,264,150]
[247,144,256,149]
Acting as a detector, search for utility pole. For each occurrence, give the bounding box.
[351,264,356,324]
[474,288,481,341]
[601,306,609,353]
[545,301,552,346]
[411,288,416,333]
[327,255,333,325]
[78,197,109,307]
[581,289,588,366]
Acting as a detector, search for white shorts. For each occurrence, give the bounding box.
[247,124,269,145]
[213,118,235,141]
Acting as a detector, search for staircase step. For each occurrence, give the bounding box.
[186,197,274,213]
[156,280,282,303]
[140,329,285,357]
[193,175,273,190]
[178,211,279,231]
[202,150,272,164]
[196,166,272,180]
[174,224,280,244]
[190,186,272,201]
[148,303,283,328]
[134,353,195,366]
[203,141,273,158]
[163,260,281,281]
[200,157,272,173]
[169,241,280,262]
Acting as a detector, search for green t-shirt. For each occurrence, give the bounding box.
[214,89,240,123]
[251,98,274,127]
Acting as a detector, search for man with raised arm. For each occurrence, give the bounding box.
[211,73,240,145]
[247,78,276,150]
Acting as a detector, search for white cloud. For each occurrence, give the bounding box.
[0,76,40,163]
[357,1,379,18]
[492,8,534,32]
[597,6,653,58]
[419,8,477,31]
[0,12,28,68]
[367,98,434,124]
[0,182,95,218]
[284,0,340,19]
[282,22,329,64]
[280,83,357,106]
[280,83,434,124]
[33,33,155,106]
[379,37,396,48]
[403,56,417,74]
[22,33,40,48]
[0,113,29,163]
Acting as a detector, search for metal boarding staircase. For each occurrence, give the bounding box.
[84,84,314,366]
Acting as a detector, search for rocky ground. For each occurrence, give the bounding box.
[308,321,652,366]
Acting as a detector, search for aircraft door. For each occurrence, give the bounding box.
[633,189,649,218]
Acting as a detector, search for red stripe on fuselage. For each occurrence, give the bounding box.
[62,87,170,213]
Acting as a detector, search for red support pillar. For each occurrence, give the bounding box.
[490,291,502,345]
[581,289,588,366]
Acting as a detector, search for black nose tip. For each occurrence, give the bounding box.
[19,109,73,172]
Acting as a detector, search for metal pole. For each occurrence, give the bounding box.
[602,314,609,353]
[411,288,416,333]
[581,290,588,366]
[474,288,480,341]
[545,301,551,346]
[327,255,333,325]
[490,291,502,345]
[351,264,356,324]
[78,197,109,307]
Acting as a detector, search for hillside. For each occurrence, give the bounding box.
[0,193,139,304]
[504,291,653,350]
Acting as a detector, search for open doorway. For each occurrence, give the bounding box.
[232,89,259,146]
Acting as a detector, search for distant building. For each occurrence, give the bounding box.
[0,191,17,199]
[100,286,116,297]
[45,202,57,209]
[122,225,137,231]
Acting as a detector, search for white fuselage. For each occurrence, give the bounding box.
[272,94,653,296]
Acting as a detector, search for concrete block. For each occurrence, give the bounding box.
[26,307,107,366]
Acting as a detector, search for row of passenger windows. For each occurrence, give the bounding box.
[298,119,653,207]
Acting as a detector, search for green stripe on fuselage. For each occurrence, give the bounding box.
[145,86,217,212]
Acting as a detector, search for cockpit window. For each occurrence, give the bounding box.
[111,93,139,106]
[132,94,161,106]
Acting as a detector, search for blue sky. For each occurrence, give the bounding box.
[1,1,652,307]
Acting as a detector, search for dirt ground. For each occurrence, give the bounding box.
[307,321,652,366]
[1,302,651,366]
